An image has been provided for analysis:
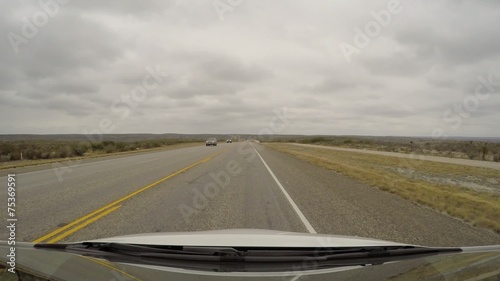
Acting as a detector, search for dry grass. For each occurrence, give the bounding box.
[0,142,203,170]
[387,252,500,280]
[266,143,500,234]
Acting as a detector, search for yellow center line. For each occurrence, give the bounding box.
[33,149,226,243]
[47,205,122,243]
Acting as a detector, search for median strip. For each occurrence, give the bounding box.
[33,149,225,243]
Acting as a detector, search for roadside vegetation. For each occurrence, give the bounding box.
[0,139,202,169]
[266,143,500,234]
[264,136,500,162]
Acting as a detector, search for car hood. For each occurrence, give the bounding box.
[1,230,500,281]
[86,229,410,247]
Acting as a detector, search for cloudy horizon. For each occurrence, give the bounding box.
[1,0,499,137]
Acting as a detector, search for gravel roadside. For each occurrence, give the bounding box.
[257,143,500,247]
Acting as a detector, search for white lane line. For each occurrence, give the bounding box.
[251,144,317,234]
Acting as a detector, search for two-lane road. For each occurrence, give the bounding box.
[1,142,499,246]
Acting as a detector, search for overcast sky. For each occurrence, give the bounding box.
[1,0,499,136]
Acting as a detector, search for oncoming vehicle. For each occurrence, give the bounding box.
[227,139,232,143]
[206,138,217,146]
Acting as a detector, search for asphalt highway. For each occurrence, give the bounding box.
[1,142,499,247]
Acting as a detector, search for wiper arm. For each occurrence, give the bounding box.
[34,243,462,272]
[36,242,247,262]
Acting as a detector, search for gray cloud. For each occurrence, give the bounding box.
[68,0,175,15]
[200,56,273,83]
[393,2,500,67]
[306,77,359,94]
[427,78,457,89]
[0,0,499,136]
[360,51,430,77]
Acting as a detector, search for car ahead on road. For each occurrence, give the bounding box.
[227,139,232,143]
[2,229,499,281]
[206,138,217,146]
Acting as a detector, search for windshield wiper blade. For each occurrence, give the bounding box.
[34,243,462,272]
[36,242,246,262]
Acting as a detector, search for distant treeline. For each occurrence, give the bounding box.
[0,139,201,162]
[264,137,500,162]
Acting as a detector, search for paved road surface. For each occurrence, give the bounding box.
[1,142,499,246]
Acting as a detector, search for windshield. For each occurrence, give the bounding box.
[1,0,499,280]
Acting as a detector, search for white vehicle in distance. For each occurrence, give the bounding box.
[226,139,232,143]
[205,138,217,146]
